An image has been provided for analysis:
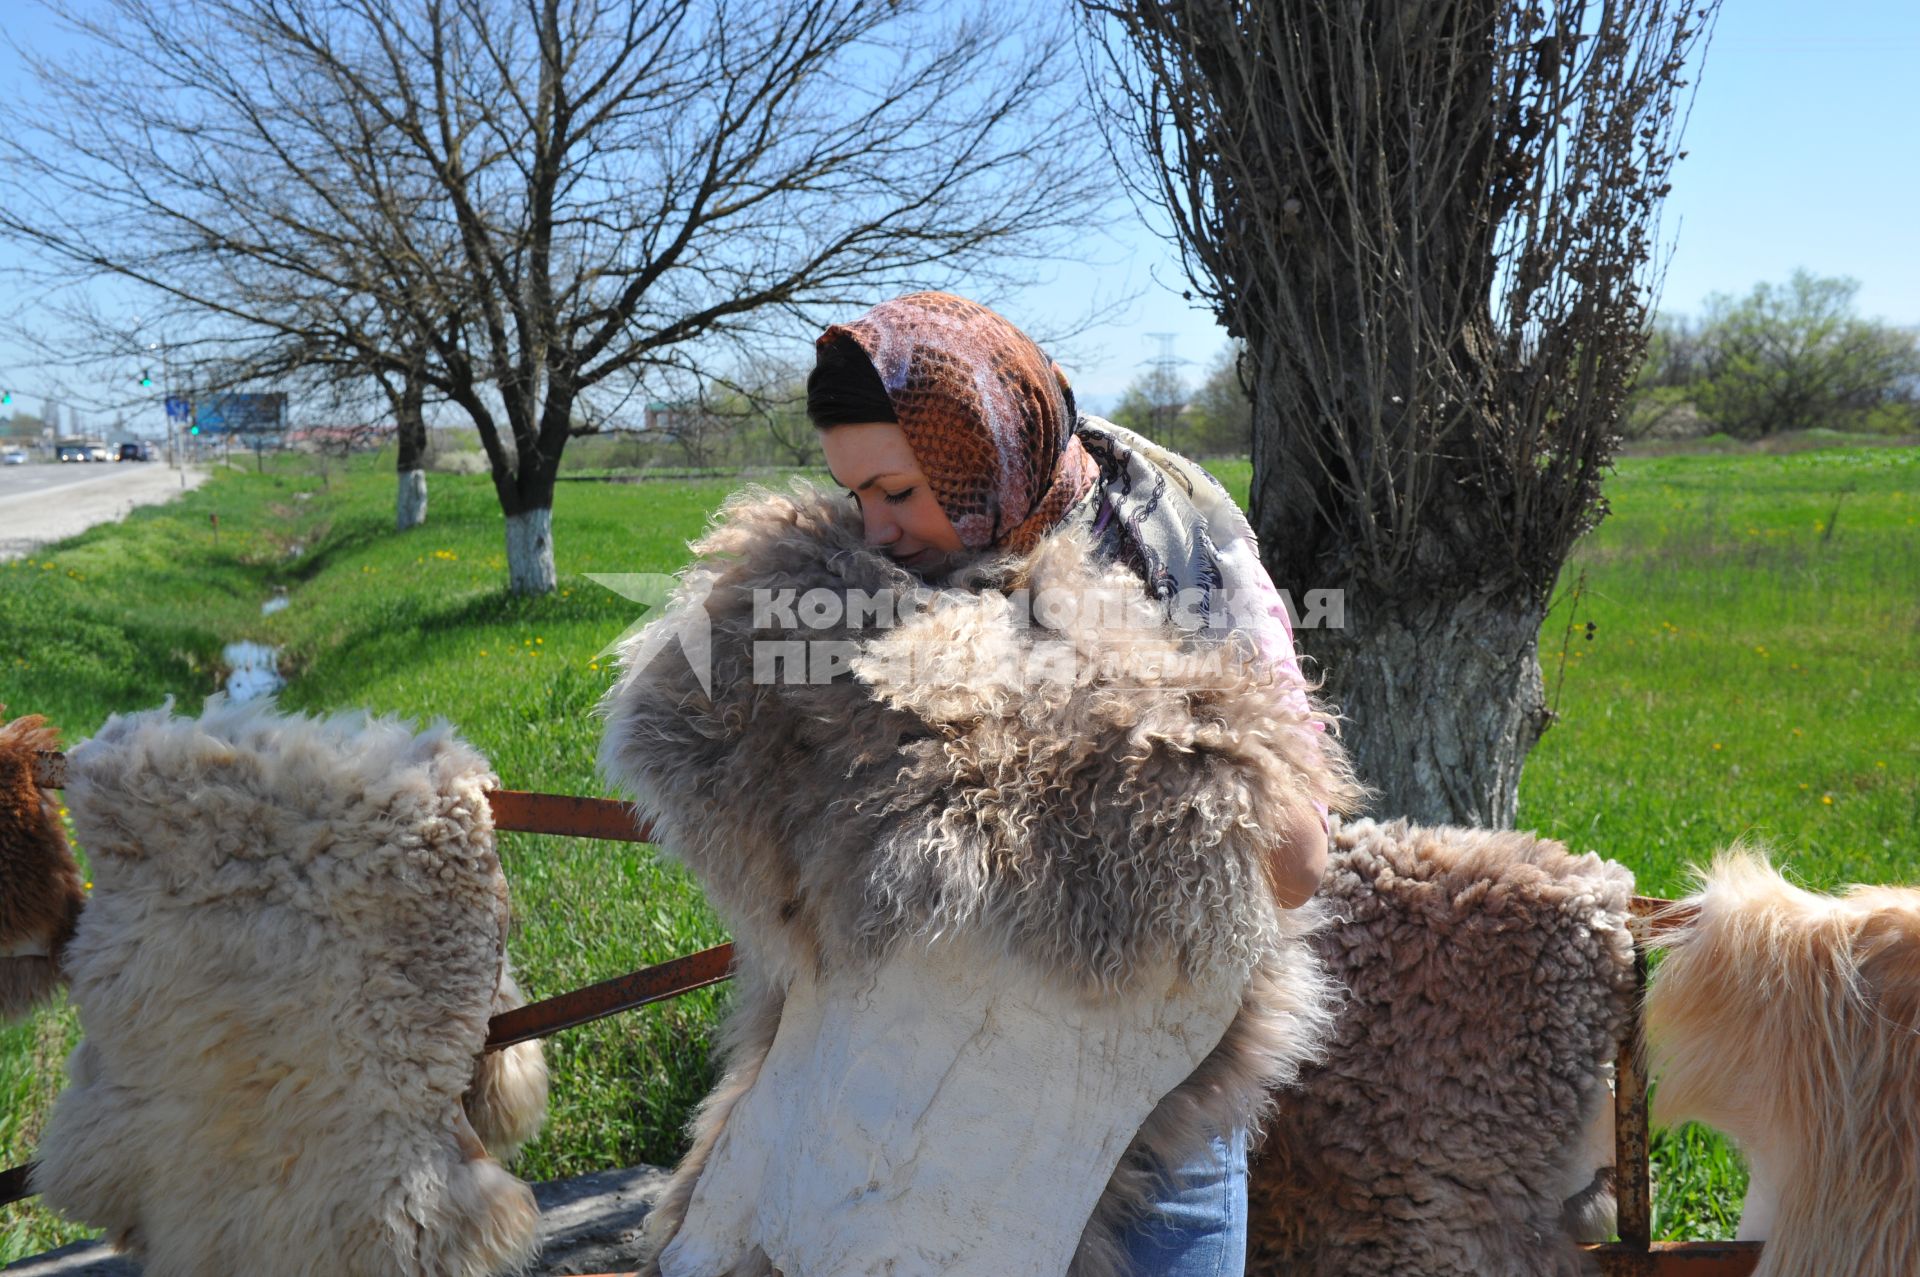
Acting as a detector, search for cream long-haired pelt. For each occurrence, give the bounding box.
[0,704,87,1020]
[1645,848,1920,1277]
[33,695,548,1277]
[1249,817,1638,1277]
[596,480,1365,1277]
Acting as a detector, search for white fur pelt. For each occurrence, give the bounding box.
[1250,817,1638,1277]
[33,695,547,1277]
[1645,848,1920,1277]
[596,481,1364,1277]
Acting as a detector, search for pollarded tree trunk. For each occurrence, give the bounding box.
[1088,0,1715,828]
[1244,322,1558,826]
[1303,588,1551,828]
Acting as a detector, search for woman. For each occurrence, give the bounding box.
[599,292,1362,1277]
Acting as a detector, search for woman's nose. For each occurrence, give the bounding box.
[861,502,901,547]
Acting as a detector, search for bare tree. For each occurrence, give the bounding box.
[1085,0,1719,825]
[169,318,452,528]
[1,0,1102,592]
[372,344,439,530]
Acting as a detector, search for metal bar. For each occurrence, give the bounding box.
[33,752,654,847]
[0,1162,33,1210]
[486,944,735,1050]
[1616,945,1654,1251]
[1583,1241,1761,1276]
[1632,894,1697,940]
[486,789,653,844]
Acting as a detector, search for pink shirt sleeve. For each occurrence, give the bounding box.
[1222,536,1331,837]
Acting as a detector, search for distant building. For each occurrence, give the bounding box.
[284,424,396,453]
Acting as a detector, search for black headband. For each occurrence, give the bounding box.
[806,332,897,428]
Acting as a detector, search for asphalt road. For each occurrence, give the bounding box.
[0,461,208,560]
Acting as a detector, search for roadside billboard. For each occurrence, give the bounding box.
[192,393,287,437]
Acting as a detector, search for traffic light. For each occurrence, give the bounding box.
[1,391,10,405]
[141,370,153,387]
[189,425,200,436]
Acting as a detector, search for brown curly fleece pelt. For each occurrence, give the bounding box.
[1248,816,1637,1277]
[598,480,1364,1277]
[0,703,86,1020]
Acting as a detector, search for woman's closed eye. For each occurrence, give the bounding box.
[847,486,916,506]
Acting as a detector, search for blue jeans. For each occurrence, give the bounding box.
[1117,1126,1249,1276]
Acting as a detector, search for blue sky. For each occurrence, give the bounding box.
[2,0,1914,423]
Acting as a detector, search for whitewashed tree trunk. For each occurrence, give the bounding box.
[395,468,428,530]
[506,507,556,595]
[1305,591,1552,828]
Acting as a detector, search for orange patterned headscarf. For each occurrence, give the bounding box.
[817,292,1099,554]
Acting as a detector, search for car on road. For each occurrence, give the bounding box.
[2,448,27,466]
[57,444,90,463]
[118,442,154,462]
[87,444,111,462]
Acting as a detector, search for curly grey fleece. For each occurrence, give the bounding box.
[596,480,1364,1277]
[1250,817,1637,1277]
[34,695,547,1277]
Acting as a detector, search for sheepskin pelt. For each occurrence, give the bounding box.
[33,695,547,1277]
[1248,816,1638,1277]
[596,481,1363,1277]
[1646,849,1920,1277]
[0,704,86,1021]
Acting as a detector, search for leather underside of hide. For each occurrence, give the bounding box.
[661,937,1239,1277]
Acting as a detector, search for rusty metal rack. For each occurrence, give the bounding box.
[10,751,1763,1274]
[1580,900,1760,1276]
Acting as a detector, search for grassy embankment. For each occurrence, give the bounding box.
[1,442,1915,1259]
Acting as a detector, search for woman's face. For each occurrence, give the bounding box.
[818,422,965,571]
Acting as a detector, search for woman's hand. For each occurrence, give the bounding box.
[1266,809,1329,910]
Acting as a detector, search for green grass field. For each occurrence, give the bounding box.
[2,442,1915,1260]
